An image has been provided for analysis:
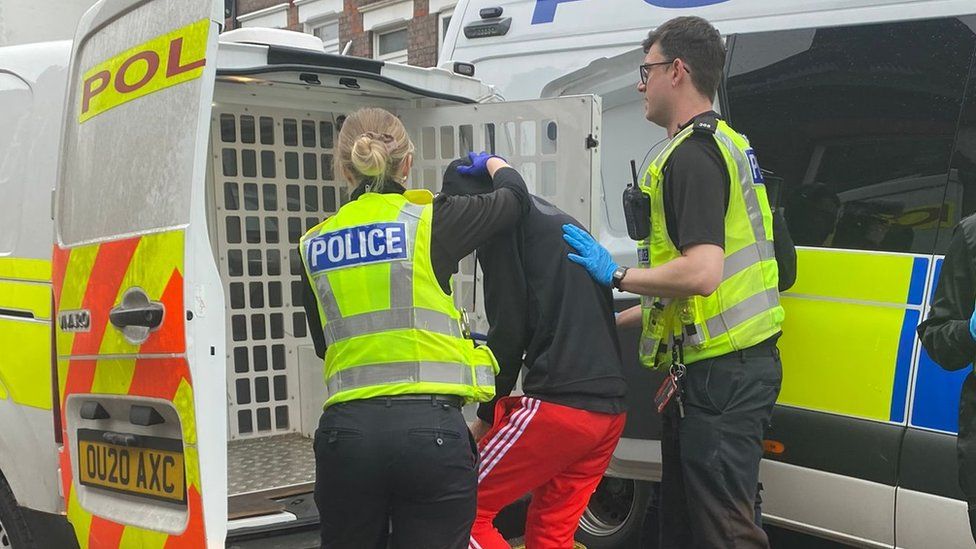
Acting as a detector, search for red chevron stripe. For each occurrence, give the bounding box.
[140,268,186,354]
[88,514,125,548]
[127,357,188,401]
[164,486,206,548]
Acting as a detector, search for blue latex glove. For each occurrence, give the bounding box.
[456,151,503,176]
[562,224,618,286]
[969,310,976,341]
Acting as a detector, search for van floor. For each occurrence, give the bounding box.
[228,433,315,496]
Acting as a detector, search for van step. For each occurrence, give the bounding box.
[228,433,315,495]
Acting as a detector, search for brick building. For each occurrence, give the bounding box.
[227,0,457,68]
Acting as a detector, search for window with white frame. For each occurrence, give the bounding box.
[438,8,454,63]
[374,25,409,64]
[307,17,340,53]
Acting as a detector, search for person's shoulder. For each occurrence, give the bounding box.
[669,132,722,170]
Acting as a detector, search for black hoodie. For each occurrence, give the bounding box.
[440,160,627,424]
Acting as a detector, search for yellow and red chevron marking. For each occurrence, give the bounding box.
[53,231,206,548]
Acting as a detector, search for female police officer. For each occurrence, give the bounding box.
[299,107,529,548]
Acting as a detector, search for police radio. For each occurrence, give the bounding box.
[623,160,651,240]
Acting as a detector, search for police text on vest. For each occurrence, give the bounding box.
[305,223,408,273]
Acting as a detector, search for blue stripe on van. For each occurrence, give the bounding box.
[930,258,943,305]
[911,348,969,434]
[889,309,919,423]
[907,256,928,306]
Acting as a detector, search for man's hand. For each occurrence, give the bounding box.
[468,418,492,443]
[562,224,618,286]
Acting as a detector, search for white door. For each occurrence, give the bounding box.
[400,95,603,331]
[53,0,226,546]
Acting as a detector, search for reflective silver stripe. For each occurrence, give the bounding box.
[714,131,768,245]
[312,260,342,323]
[390,202,424,310]
[704,288,780,338]
[327,361,473,394]
[474,364,495,387]
[723,240,775,281]
[325,308,462,345]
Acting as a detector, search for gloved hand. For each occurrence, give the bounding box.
[456,151,504,177]
[562,224,618,286]
[969,310,976,341]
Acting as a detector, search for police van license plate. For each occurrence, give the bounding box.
[77,429,186,503]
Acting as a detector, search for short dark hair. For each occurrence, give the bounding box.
[642,16,725,99]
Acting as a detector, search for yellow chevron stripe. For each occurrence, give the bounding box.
[0,280,51,319]
[98,231,184,356]
[66,485,93,549]
[89,357,136,396]
[0,257,52,282]
[173,377,197,446]
[118,523,169,549]
[174,378,200,489]
[57,245,99,357]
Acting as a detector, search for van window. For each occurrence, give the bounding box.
[725,17,976,254]
[0,74,32,255]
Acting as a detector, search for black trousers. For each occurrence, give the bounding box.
[313,396,478,549]
[658,345,782,549]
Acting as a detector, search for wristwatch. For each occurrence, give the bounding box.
[611,266,629,290]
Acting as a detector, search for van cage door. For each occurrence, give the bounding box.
[53,0,223,547]
[399,94,602,334]
[400,95,602,229]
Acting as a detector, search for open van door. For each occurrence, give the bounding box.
[53,0,225,547]
[399,95,603,331]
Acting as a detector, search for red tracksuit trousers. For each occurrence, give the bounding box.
[470,396,626,549]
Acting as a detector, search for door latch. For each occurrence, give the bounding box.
[109,287,164,345]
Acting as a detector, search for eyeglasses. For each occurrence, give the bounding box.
[639,60,690,85]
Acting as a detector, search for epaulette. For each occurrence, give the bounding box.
[691,114,718,135]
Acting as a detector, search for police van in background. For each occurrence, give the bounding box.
[444,0,976,547]
[0,0,604,546]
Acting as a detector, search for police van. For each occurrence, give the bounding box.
[443,0,976,547]
[0,0,603,546]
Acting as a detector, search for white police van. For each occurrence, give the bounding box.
[445,1,976,547]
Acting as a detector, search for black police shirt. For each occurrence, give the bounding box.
[662,111,729,252]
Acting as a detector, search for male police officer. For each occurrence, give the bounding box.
[562,16,784,549]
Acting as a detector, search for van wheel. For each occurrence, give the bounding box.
[0,476,31,548]
[575,477,655,548]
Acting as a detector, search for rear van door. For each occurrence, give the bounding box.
[53,0,226,546]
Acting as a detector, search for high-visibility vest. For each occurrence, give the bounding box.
[300,188,498,408]
[638,116,784,368]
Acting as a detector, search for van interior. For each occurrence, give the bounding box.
[203,64,590,527]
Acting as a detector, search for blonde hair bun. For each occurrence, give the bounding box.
[336,108,415,193]
[350,134,389,178]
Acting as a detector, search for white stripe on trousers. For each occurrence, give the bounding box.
[478,397,535,476]
[478,397,540,483]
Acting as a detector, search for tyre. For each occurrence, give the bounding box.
[0,476,32,549]
[575,477,655,549]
